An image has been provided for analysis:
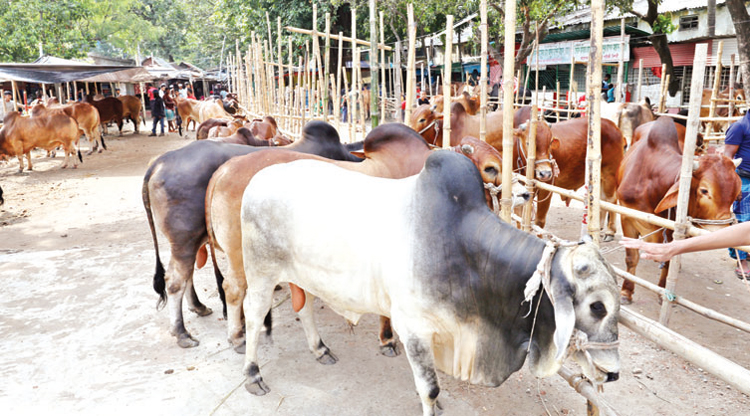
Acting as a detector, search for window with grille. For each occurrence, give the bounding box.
[680,15,699,30]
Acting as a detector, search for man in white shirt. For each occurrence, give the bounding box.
[178,83,188,99]
[1,90,20,120]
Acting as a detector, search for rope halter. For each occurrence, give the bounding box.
[484,178,519,216]
[688,215,737,227]
[567,329,620,384]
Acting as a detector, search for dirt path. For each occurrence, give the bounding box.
[0,126,748,415]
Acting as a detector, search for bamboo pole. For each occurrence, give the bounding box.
[555,81,561,122]
[139,82,147,129]
[336,32,344,133]
[325,13,331,119]
[394,41,403,121]
[728,55,736,118]
[370,0,379,127]
[305,40,311,118]
[351,8,359,139]
[706,40,724,138]
[278,17,284,120]
[557,366,619,416]
[427,36,434,96]
[266,12,273,60]
[357,64,366,130]
[284,26,392,50]
[515,69,522,106]
[636,59,643,102]
[620,307,750,397]
[299,56,306,130]
[479,0,488,142]
[522,105,538,232]
[584,0,604,245]
[341,54,354,142]
[658,63,668,112]
[65,82,70,103]
[568,54,575,110]
[288,38,294,129]
[442,15,454,148]
[313,4,325,120]
[246,46,255,117]
[379,11,387,123]
[500,0,517,222]
[405,4,417,128]
[10,80,19,114]
[659,43,708,326]
[616,18,625,103]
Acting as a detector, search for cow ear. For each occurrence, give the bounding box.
[733,158,743,168]
[550,276,576,364]
[550,137,561,152]
[655,182,680,213]
[350,150,365,159]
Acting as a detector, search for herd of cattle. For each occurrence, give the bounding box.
[1,86,744,412]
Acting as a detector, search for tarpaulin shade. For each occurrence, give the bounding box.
[78,67,154,83]
[0,64,142,83]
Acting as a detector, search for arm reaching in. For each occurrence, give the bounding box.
[619,222,750,262]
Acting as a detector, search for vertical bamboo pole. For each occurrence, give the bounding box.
[313,4,325,120]
[394,41,403,121]
[479,0,488,142]
[522,104,539,232]
[10,80,19,113]
[278,17,284,120]
[706,40,724,138]
[325,13,331,120]
[515,69,522,106]
[636,59,643,102]
[331,73,339,129]
[246,46,254,116]
[405,4,417,127]
[421,63,426,96]
[336,32,344,132]
[266,12,273,61]
[342,54,354,142]
[370,0,379,127]
[305,40,311,118]
[659,43,708,326]
[351,8,358,138]
[73,81,78,102]
[584,0,604,246]
[288,38,294,128]
[265,40,274,114]
[729,55,736,117]
[534,23,540,105]
[379,11,387,122]
[357,64,366,131]
[442,15,454,148]
[85,82,90,95]
[500,0,517,223]
[568,54,575,110]
[555,81,561,122]
[658,63,667,112]
[299,56,306,129]
[616,18,625,103]
[65,82,70,103]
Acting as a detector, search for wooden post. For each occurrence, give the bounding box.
[659,44,708,326]
[636,59,643,102]
[305,40,311,118]
[729,54,736,117]
[299,56,306,129]
[479,0,488,142]
[706,40,724,138]
[357,64,366,131]
[331,73,339,129]
[288,38,294,127]
[522,104,538,232]
[585,0,604,245]
[139,82,147,128]
[380,11,387,122]
[341,54,354,142]
[65,82,71,103]
[10,80,19,113]
[616,18,625,103]
[325,12,331,120]
[555,81,561,122]
[500,0,517,222]
[394,41,403,121]
[370,0,379,127]
[658,63,667,112]
[351,8,358,139]
[427,36,435,96]
[442,15,454,148]
[266,12,273,61]
[313,4,325,120]
[336,32,344,132]
[405,4,417,127]
[278,17,284,119]
[568,54,575,110]
[515,69,522,106]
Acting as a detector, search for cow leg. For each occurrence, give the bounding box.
[297,292,338,365]
[242,279,275,396]
[534,190,553,229]
[16,154,25,172]
[224,253,248,352]
[185,279,212,316]
[378,316,400,357]
[393,319,441,416]
[600,172,619,242]
[164,254,200,348]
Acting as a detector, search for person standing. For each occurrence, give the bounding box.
[724,109,750,276]
[177,83,188,99]
[164,85,177,133]
[1,90,20,119]
[149,84,166,137]
[417,90,430,106]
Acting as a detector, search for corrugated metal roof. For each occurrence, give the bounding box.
[557,0,727,27]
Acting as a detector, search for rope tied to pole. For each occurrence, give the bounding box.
[568,329,621,386]
[484,179,518,216]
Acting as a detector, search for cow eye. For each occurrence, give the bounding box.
[700,188,709,196]
[590,301,607,319]
[418,118,426,123]
[484,166,498,177]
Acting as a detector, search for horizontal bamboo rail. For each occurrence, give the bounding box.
[285,26,392,50]
[558,367,619,416]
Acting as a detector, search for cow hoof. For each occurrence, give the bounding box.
[245,378,270,396]
[316,350,338,365]
[619,295,632,305]
[379,342,400,357]
[98,148,103,153]
[177,334,200,348]
[601,233,615,243]
[86,150,94,156]
[233,341,246,354]
[190,305,213,317]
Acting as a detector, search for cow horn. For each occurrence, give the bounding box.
[519,122,528,132]
[734,158,743,168]
[460,144,474,155]
[693,160,700,171]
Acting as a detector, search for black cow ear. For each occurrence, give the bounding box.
[551,290,575,363]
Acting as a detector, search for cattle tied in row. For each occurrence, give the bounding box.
[617,116,741,303]
[0,112,82,171]
[205,123,528,354]
[142,121,362,347]
[238,151,620,414]
[31,102,104,154]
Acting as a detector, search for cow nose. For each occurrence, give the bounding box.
[536,169,552,181]
[520,191,530,201]
[606,372,619,382]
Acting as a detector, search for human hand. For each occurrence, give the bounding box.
[619,237,676,262]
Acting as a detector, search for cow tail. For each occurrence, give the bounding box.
[205,182,228,318]
[77,149,83,163]
[142,166,167,309]
[99,124,107,150]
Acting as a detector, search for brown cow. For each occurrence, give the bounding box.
[247,117,278,140]
[602,100,655,147]
[84,95,124,136]
[700,86,746,132]
[175,97,201,134]
[32,102,104,154]
[410,103,557,181]
[617,116,741,304]
[205,124,526,354]
[630,118,704,151]
[430,92,480,115]
[196,118,231,141]
[0,112,81,171]
[208,127,273,146]
[176,97,232,135]
[208,119,244,139]
[119,95,143,134]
